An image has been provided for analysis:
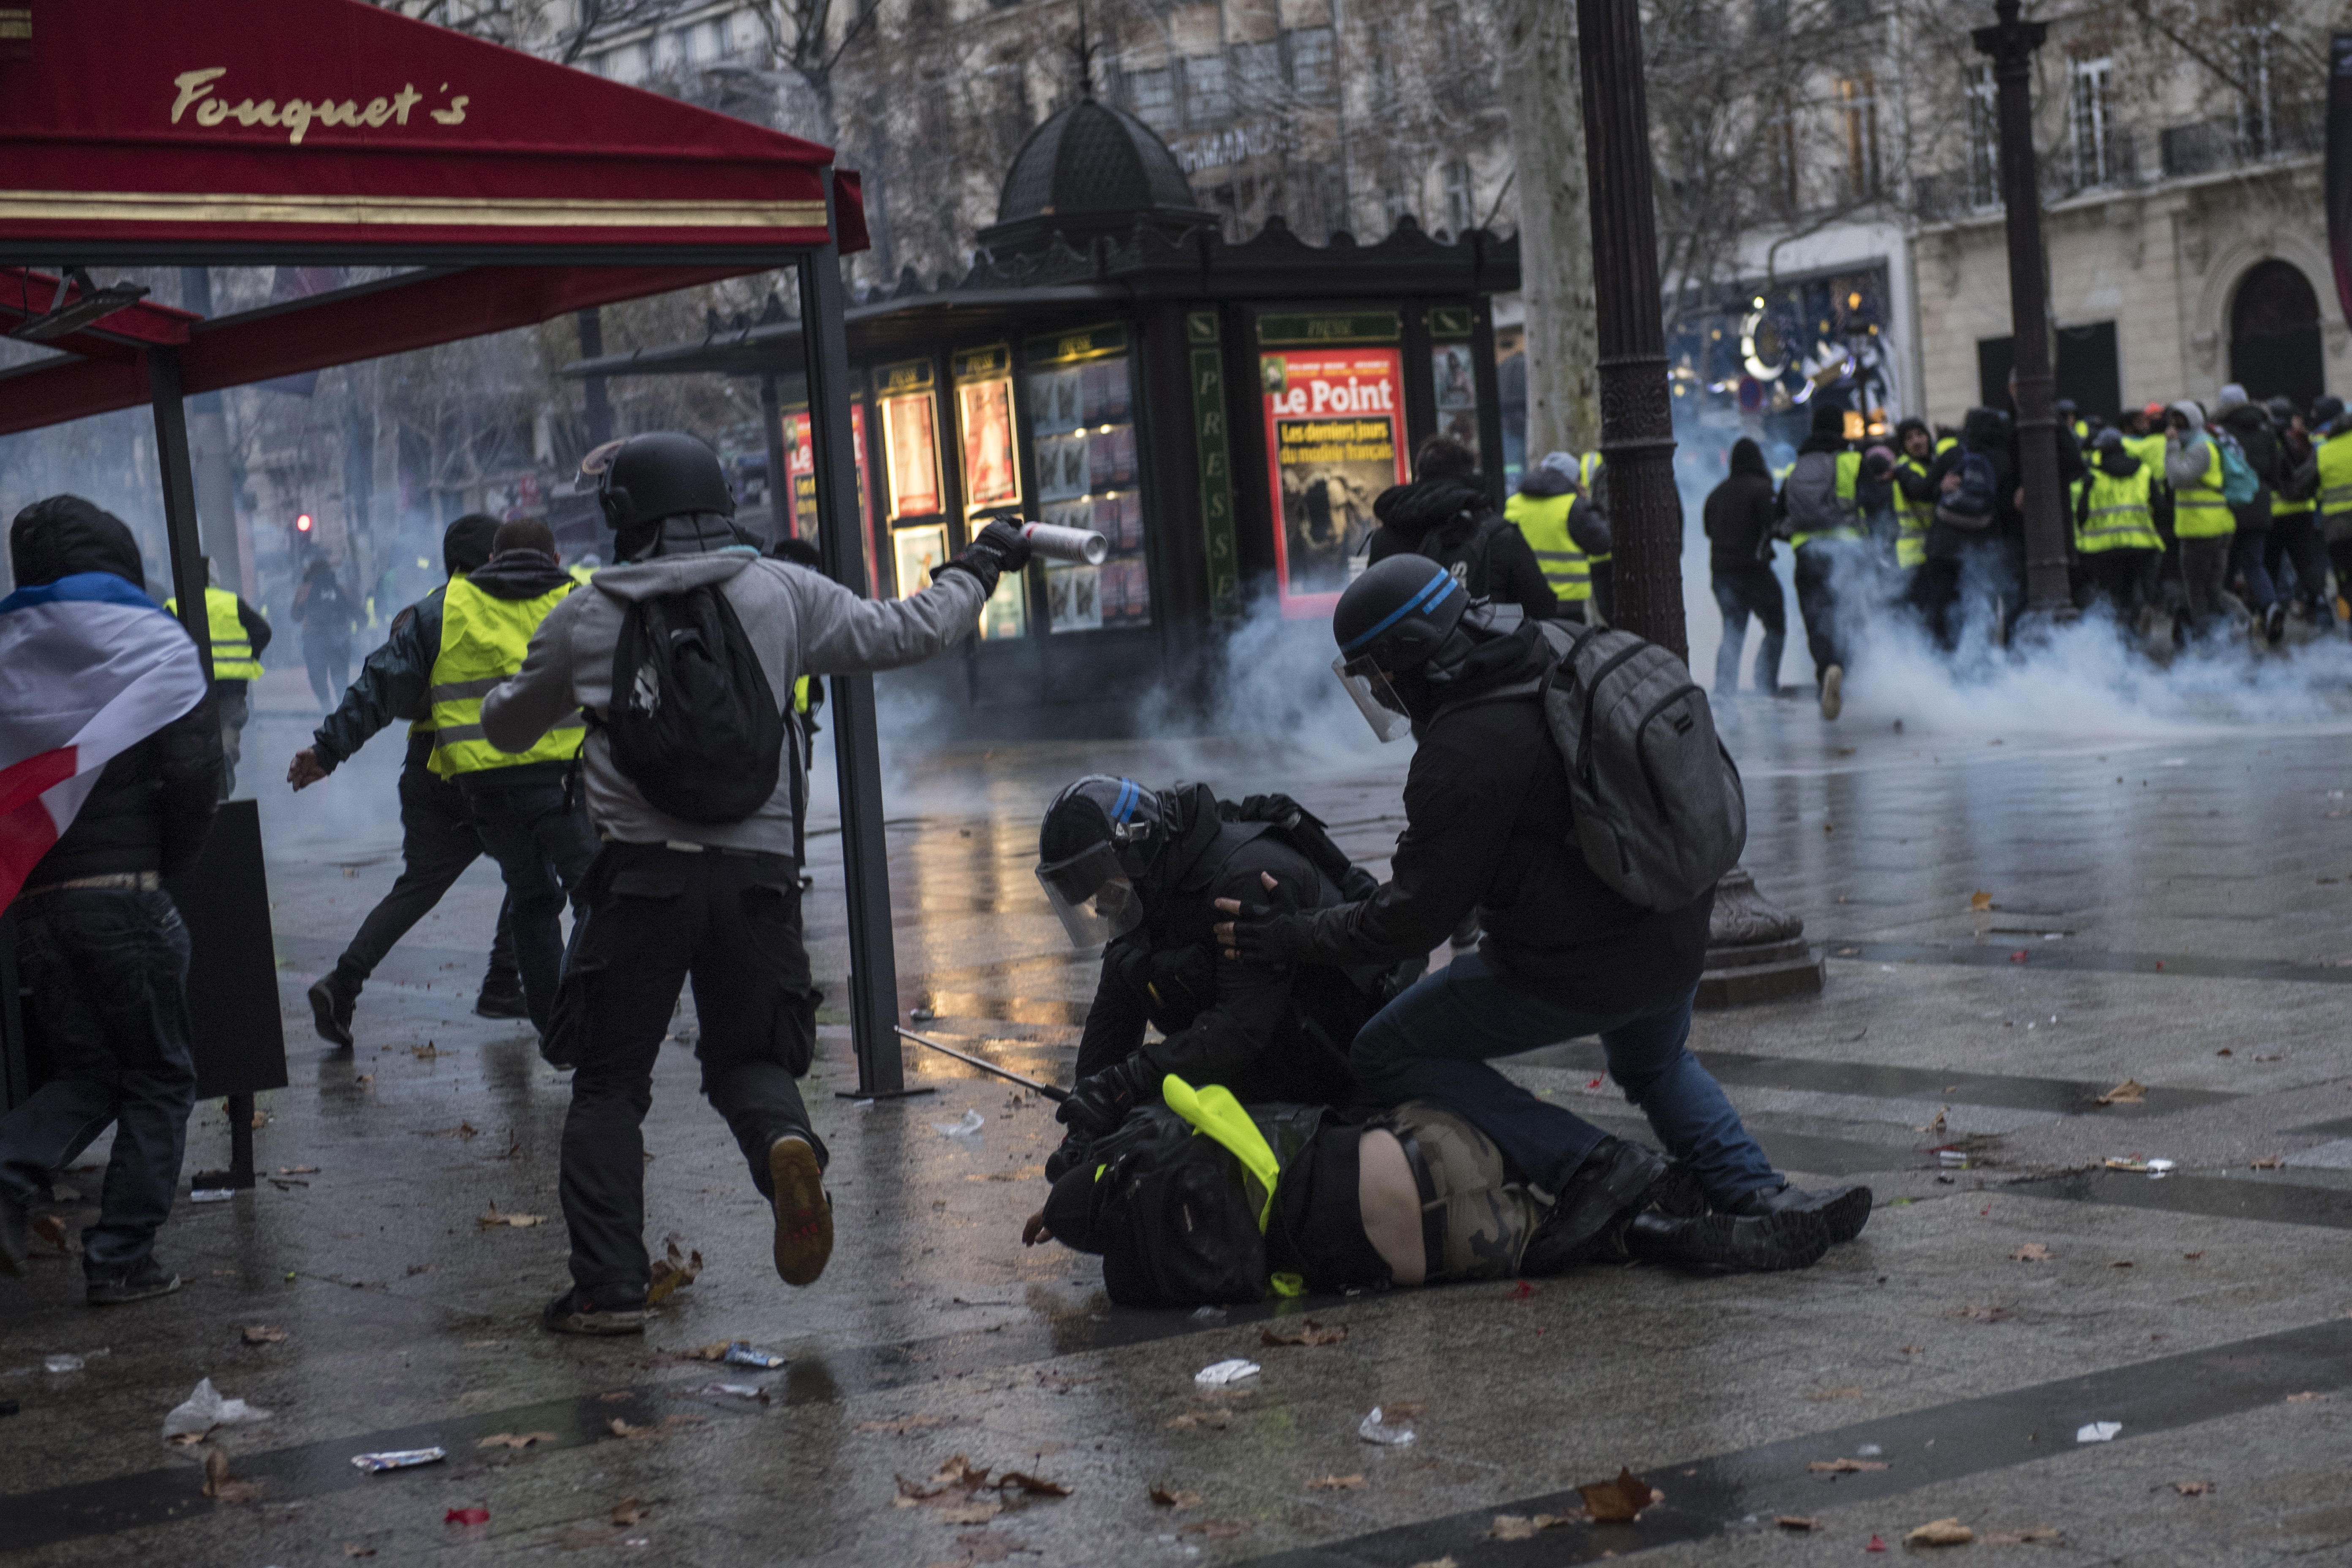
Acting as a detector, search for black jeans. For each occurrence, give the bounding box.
[2227,528,2278,614]
[1710,563,1785,693]
[558,844,825,1295]
[462,776,596,1033]
[303,634,351,712]
[2080,550,2158,622]
[0,889,196,1278]
[1908,557,1963,651]
[1791,539,1851,681]
[2267,513,2331,610]
[2180,536,2233,628]
[213,681,248,800]
[334,746,517,996]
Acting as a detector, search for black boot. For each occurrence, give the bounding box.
[1519,1138,1671,1275]
[474,969,529,1020]
[307,970,357,1048]
[1622,1209,1829,1272]
[1726,1181,1873,1243]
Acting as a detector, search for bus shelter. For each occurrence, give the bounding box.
[0,0,914,1181]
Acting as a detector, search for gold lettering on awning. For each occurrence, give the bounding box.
[172,68,446,146]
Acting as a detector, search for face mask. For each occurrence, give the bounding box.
[1332,653,1413,743]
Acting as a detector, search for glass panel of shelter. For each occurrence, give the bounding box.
[951,343,1029,639]
[875,356,949,601]
[1024,322,1149,634]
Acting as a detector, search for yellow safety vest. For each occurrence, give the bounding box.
[163,585,264,683]
[1790,450,1866,549]
[1504,491,1590,601]
[792,675,813,715]
[1892,455,1933,569]
[569,564,595,586]
[1576,453,1612,566]
[2123,433,2170,483]
[2077,465,2161,554]
[2315,430,2352,525]
[2274,447,2315,519]
[2172,440,2234,539]
[426,575,583,778]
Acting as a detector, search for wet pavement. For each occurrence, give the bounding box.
[7,657,2352,1566]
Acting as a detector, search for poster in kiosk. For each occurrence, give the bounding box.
[779,396,877,591]
[1256,312,1409,618]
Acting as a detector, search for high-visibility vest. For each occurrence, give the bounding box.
[2124,432,2170,483]
[2172,439,2235,539]
[164,585,264,682]
[2316,430,2352,525]
[426,575,583,779]
[2274,445,2316,518]
[792,675,813,715]
[1790,450,1866,549]
[1503,491,1590,601]
[1892,455,1933,568]
[569,563,596,586]
[2077,465,2161,554]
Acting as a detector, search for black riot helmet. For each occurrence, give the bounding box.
[1036,775,1172,947]
[1328,554,1470,741]
[582,432,735,535]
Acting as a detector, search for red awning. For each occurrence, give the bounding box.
[0,0,869,437]
[0,0,857,260]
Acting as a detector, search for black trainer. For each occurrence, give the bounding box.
[1519,1138,1671,1275]
[87,1261,182,1305]
[1728,1181,1872,1244]
[542,1285,648,1336]
[1623,1209,1830,1272]
[307,973,355,1048]
[474,970,530,1020]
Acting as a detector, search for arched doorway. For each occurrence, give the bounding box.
[2228,259,2325,408]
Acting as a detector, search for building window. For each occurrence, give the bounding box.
[1965,64,1999,207]
[2069,56,2114,187]
[1233,41,1282,102]
[1838,75,1879,199]
[1443,161,1474,234]
[1287,27,1334,99]
[1127,67,1177,133]
[1183,53,1230,127]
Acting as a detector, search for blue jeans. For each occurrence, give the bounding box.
[463,778,596,1034]
[1,889,197,1277]
[1349,951,1780,1205]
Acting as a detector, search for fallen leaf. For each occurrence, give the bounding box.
[241,1324,287,1345]
[1179,1520,1251,1539]
[1907,1518,1974,1546]
[605,1418,657,1440]
[411,1044,448,1059]
[2011,1243,2053,1262]
[1260,1319,1347,1348]
[2096,1079,2148,1105]
[477,1202,545,1228]
[1949,1304,2014,1323]
[1165,1408,1233,1431]
[995,1470,1070,1497]
[31,1214,68,1253]
[1776,1515,1823,1531]
[2216,1048,2232,1057]
[280,1165,320,1175]
[2183,1251,2205,1260]
[203,1446,229,1493]
[1487,1514,1581,1540]
[343,1547,376,1559]
[1807,1459,1890,1473]
[1982,1526,2062,1544]
[857,1414,952,1435]
[1899,1345,1924,1354]
[2111,1260,2134,1269]
[646,1239,703,1305]
[1383,1401,1426,1419]
[660,1413,708,1429]
[445,1506,490,1526]
[1033,1372,1093,1391]
[1149,1485,1203,1509]
[2171,1481,2211,1496]
[937,1500,1002,1526]
[1576,1467,1658,1522]
[476,1432,559,1450]
[2286,1391,2324,1403]
[1308,1475,1367,1491]
[1969,890,1993,911]
[1808,1385,1865,1401]
[2251,1156,2284,1170]
[610,1497,649,1526]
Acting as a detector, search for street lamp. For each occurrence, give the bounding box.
[1577,0,1821,1006]
[1974,0,2070,616]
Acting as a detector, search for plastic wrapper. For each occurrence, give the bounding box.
[1194,1358,1259,1388]
[161,1377,270,1440]
[1357,1406,1416,1446]
[351,1447,447,1472]
[722,1343,785,1369]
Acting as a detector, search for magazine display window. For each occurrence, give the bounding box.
[1026,323,1148,634]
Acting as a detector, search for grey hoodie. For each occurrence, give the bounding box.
[482,517,984,856]
[2167,400,2215,490]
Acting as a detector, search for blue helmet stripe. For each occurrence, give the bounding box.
[1338,566,1458,656]
[1111,778,1138,822]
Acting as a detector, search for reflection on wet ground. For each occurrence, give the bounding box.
[7,679,2352,1564]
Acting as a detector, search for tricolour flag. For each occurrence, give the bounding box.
[0,572,210,910]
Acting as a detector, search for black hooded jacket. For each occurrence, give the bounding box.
[1366,476,1557,621]
[2219,401,2278,529]
[1074,784,1377,1109]
[310,516,506,774]
[1704,440,1778,569]
[1288,623,1715,1013]
[10,496,221,887]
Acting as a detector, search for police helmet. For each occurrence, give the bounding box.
[1329,555,1469,741]
[1036,776,1170,947]
[582,432,735,534]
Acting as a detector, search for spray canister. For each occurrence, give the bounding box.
[1019,521,1108,565]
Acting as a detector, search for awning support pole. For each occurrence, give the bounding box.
[799,175,926,1102]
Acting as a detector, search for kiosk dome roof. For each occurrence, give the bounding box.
[996,99,1203,224]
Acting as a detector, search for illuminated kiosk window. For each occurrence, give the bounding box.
[779,397,877,593]
[1429,304,1481,459]
[1255,310,1408,618]
[876,357,945,599]
[1025,322,1146,634]
[953,343,1028,639]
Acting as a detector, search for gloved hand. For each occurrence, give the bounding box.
[1055,1055,1156,1138]
[1341,865,1381,903]
[1228,792,1312,830]
[933,519,1033,596]
[1212,872,1315,965]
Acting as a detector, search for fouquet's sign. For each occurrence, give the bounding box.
[169,68,470,144]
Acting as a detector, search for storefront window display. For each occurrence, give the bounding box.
[1256,313,1408,618]
[877,358,946,599]
[953,344,1029,638]
[1430,305,1481,459]
[1026,323,1148,634]
[779,399,877,593]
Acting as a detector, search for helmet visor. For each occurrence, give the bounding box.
[1332,654,1413,743]
[1036,845,1145,947]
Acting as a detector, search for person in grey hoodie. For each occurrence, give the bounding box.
[481,432,1028,1335]
[2166,400,2236,634]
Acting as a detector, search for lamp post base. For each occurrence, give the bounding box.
[1696,867,1823,1010]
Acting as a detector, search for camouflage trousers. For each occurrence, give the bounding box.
[1377,1102,1546,1282]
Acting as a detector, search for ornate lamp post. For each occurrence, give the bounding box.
[1975,0,2071,615]
[1578,0,1821,1005]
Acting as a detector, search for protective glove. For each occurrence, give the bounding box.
[1226,792,1312,830]
[1213,874,1315,966]
[1054,1055,1156,1138]
[1341,865,1381,903]
[932,519,1033,596]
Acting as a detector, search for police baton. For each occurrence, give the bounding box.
[894,1026,1069,1102]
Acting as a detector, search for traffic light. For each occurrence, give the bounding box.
[295,512,314,534]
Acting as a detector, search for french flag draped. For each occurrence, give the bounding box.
[0,572,210,911]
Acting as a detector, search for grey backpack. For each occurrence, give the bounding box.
[1778,449,1851,538]
[1527,619,1746,910]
